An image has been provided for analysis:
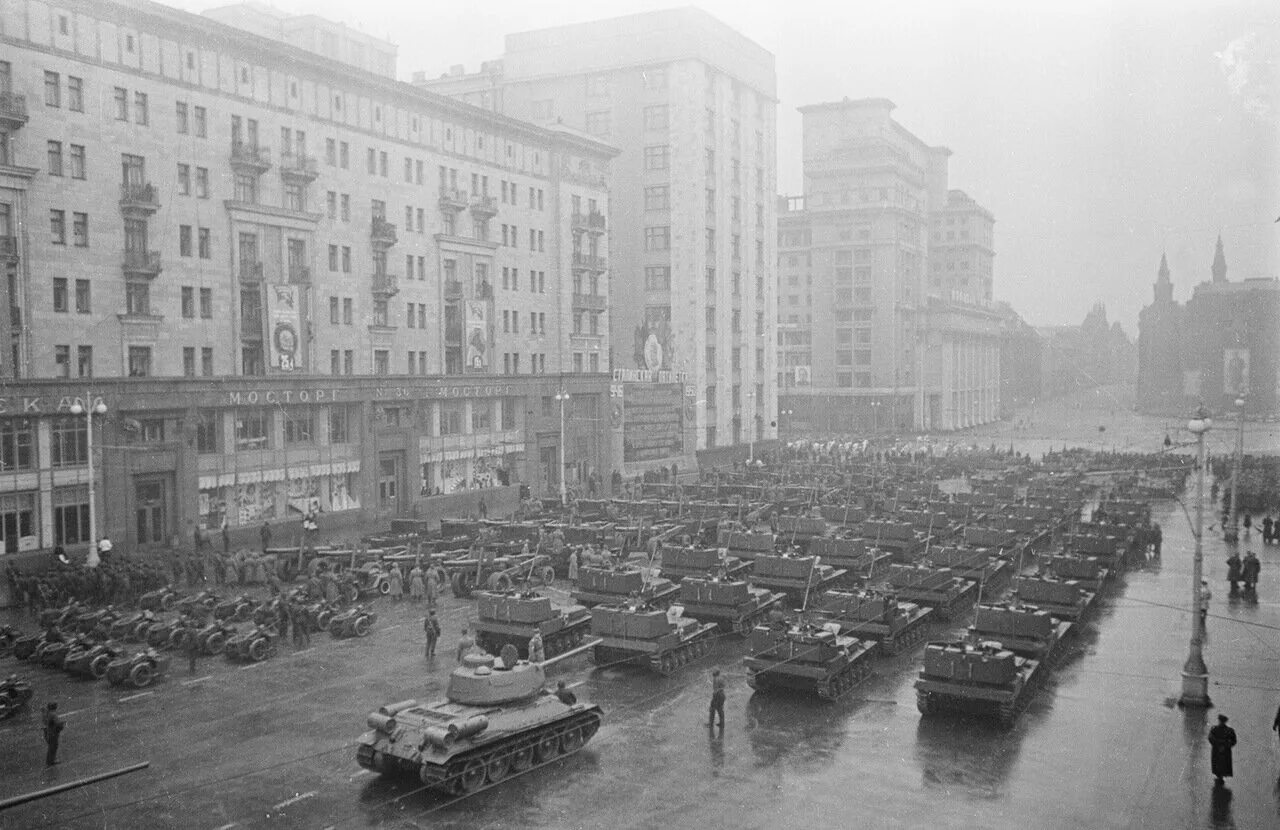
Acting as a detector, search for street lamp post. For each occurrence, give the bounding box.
[746,389,756,464]
[1180,404,1212,708]
[1224,395,1245,544]
[69,397,107,558]
[554,389,570,506]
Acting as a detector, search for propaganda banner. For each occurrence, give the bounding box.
[465,300,489,371]
[1223,348,1249,395]
[266,284,302,371]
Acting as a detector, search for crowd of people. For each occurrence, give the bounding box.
[5,550,168,614]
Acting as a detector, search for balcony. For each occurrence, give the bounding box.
[573,293,607,312]
[444,280,463,300]
[372,273,399,297]
[288,265,311,284]
[119,182,160,215]
[0,236,17,262]
[122,249,162,278]
[0,92,28,130]
[444,321,463,344]
[572,252,608,273]
[571,211,607,234]
[239,261,264,282]
[438,188,468,212]
[469,195,497,218]
[279,152,319,183]
[370,217,398,248]
[230,142,271,174]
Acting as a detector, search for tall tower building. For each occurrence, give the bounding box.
[420,9,779,467]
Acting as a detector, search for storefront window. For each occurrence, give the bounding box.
[235,410,270,451]
[0,491,36,554]
[53,485,90,545]
[0,419,34,471]
[50,417,88,467]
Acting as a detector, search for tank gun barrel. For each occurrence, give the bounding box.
[540,637,602,668]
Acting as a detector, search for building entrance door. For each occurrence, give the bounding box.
[134,477,168,546]
[378,453,401,512]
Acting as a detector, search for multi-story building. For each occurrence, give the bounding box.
[0,0,617,567]
[419,8,779,469]
[777,98,1002,433]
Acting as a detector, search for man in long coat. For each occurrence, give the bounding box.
[1208,714,1237,785]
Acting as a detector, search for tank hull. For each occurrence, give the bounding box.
[474,614,591,660]
[571,583,679,609]
[676,592,785,635]
[591,621,717,674]
[743,627,878,700]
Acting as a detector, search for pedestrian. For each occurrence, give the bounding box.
[221,520,231,554]
[424,611,440,658]
[276,595,291,643]
[387,564,403,601]
[425,565,438,610]
[528,630,545,664]
[291,605,310,649]
[554,680,577,705]
[1208,714,1237,785]
[708,668,726,729]
[42,702,64,765]
[456,627,475,663]
[1226,552,1242,595]
[185,623,201,674]
[259,521,272,554]
[1200,581,1211,628]
[568,548,579,588]
[1263,515,1275,545]
[1242,550,1261,594]
[409,563,426,602]
[478,496,487,520]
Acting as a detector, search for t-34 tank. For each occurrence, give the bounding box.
[883,564,979,621]
[473,590,591,660]
[570,566,679,609]
[743,619,877,700]
[590,603,717,674]
[676,576,785,634]
[1013,575,1095,621]
[658,546,752,582]
[914,639,1043,726]
[750,553,846,603]
[811,589,933,654]
[356,653,602,796]
[970,602,1072,661]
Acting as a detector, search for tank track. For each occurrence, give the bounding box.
[731,605,778,636]
[880,617,930,655]
[814,651,875,700]
[476,623,589,660]
[358,708,603,797]
[591,627,716,674]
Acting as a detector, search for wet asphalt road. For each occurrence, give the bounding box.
[4,391,1280,829]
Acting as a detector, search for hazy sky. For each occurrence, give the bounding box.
[179,0,1277,331]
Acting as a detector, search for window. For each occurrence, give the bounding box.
[68,279,90,315]
[343,298,353,324]
[234,410,270,451]
[339,142,349,169]
[177,163,191,195]
[373,350,389,375]
[179,225,193,257]
[329,406,351,443]
[284,409,313,444]
[45,71,60,107]
[195,412,220,454]
[343,350,353,374]
[176,101,189,133]
[127,346,152,377]
[134,91,148,125]
[72,213,88,247]
[644,145,670,170]
[472,403,491,431]
[329,296,340,324]
[50,417,87,466]
[644,226,670,251]
[54,345,71,377]
[125,281,149,315]
[195,167,209,198]
[340,194,350,221]
[113,86,128,120]
[47,140,63,176]
[198,228,211,259]
[181,286,195,317]
[194,106,207,137]
[67,76,83,111]
[201,347,213,376]
[644,266,671,290]
[50,210,66,245]
[644,186,669,211]
[0,419,34,472]
[69,144,85,179]
[643,105,669,131]
[53,485,91,546]
[183,347,196,376]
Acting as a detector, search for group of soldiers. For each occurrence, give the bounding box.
[5,554,169,615]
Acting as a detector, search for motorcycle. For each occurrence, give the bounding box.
[40,632,94,669]
[328,604,377,639]
[64,641,128,680]
[145,615,197,649]
[39,601,86,630]
[139,586,183,612]
[194,620,238,655]
[110,610,160,642]
[212,594,256,623]
[225,623,278,663]
[75,606,123,637]
[252,596,285,627]
[174,590,221,615]
[106,649,171,689]
[13,627,61,661]
[0,676,33,719]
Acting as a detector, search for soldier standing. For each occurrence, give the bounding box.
[528,630,545,664]
[185,623,201,674]
[568,549,580,588]
[259,521,272,554]
[42,702,64,765]
[424,611,441,658]
[708,669,726,730]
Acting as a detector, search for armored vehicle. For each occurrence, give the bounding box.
[0,676,33,719]
[657,546,751,583]
[590,603,717,674]
[356,654,602,796]
[743,619,877,700]
[970,602,1072,661]
[1013,576,1095,621]
[675,577,785,634]
[883,564,979,621]
[807,538,893,586]
[915,639,1042,725]
[1040,554,1109,592]
[474,591,590,660]
[570,566,679,609]
[750,553,846,603]
[811,589,933,654]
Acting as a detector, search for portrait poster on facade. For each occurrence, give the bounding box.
[794,366,812,386]
[266,284,302,371]
[1223,348,1249,395]
[465,300,489,371]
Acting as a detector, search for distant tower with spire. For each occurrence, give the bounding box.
[1211,235,1227,283]
[1137,251,1185,411]
[1154,252,1173,303]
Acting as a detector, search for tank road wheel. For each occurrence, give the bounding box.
[248,638,270,662]
[89,654,111,679]
[658,654,676,675]
[354,616,372,637]
[129,662,154,689]
[205,632,227,655]
[160,594,176,611]
[509,742,534,773]
[484,752,511,784]
[452,759,487,795]
[916,691,934,715]
[675,648,689,667]
[534,730,561,761]
[377,579,392,596]
[559,725,584,754]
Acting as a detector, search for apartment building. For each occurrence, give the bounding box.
[778,98,1001,434]
[0,0,617,560]
[420,8,779,469]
